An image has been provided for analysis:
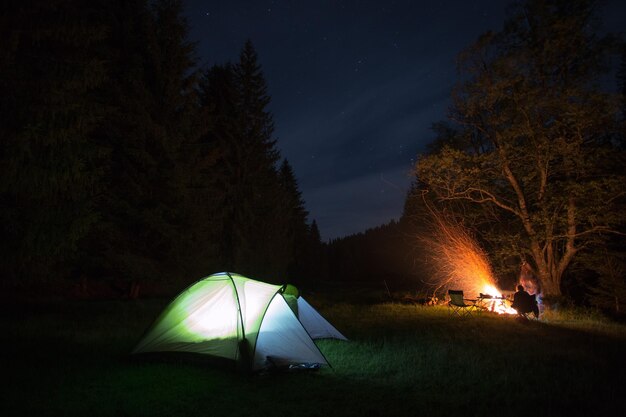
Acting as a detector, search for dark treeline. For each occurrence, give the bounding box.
[0,0,325,294]
[326,218,426,292]
[324,185,449,295]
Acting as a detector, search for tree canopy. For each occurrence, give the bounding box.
[413,0,625,296]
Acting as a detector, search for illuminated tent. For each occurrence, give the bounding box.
[132,272,346,371]
[296,297,348,340]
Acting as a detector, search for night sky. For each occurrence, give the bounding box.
[183,0,624,241]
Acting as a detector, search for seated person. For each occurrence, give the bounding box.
[511,285,539,318]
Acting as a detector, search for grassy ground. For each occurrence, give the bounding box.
[3,298,625,417]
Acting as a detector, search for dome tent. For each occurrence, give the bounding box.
[279,283,348,341]
[132,272,346,371]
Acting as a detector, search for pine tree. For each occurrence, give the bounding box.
[279,159,310,283]
[0,0,107,282]
[208,41,290,281]
[303,220,328,282]
[149,0,215,278]
[198,64,242,272]
[82,0,204,285]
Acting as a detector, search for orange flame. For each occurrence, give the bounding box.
[420,211,516,314]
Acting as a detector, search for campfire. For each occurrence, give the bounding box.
[477,285,517,314]
[420,211,517,315]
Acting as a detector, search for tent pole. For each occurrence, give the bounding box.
[226,272,248,368]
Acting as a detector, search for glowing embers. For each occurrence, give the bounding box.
[422,214,496,297]
[421,211,516,315]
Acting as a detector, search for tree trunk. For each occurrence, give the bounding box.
[530,244,562,296]
[539,270,562,296]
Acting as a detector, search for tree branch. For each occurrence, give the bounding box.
[438,186,522,218]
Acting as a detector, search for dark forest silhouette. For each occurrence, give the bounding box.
[0,0,324,294]
[1,0,624,312]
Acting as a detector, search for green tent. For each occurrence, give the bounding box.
[132,272,346,370]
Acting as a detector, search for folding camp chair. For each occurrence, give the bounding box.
[448,290,480,317]
[512,293,539,320]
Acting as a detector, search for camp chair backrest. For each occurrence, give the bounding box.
[448,290,466,306]
[447,289,480,317]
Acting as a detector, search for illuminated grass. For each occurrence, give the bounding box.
[2,300,625,416]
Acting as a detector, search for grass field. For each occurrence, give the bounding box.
[3,297,626,416]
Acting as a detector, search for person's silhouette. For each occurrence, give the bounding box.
[511,285,539,319]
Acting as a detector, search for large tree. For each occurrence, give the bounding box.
[415,0,624,296]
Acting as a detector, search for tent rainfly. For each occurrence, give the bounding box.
[132,272,347,371]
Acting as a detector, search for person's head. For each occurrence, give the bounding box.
[517,285,525,292]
